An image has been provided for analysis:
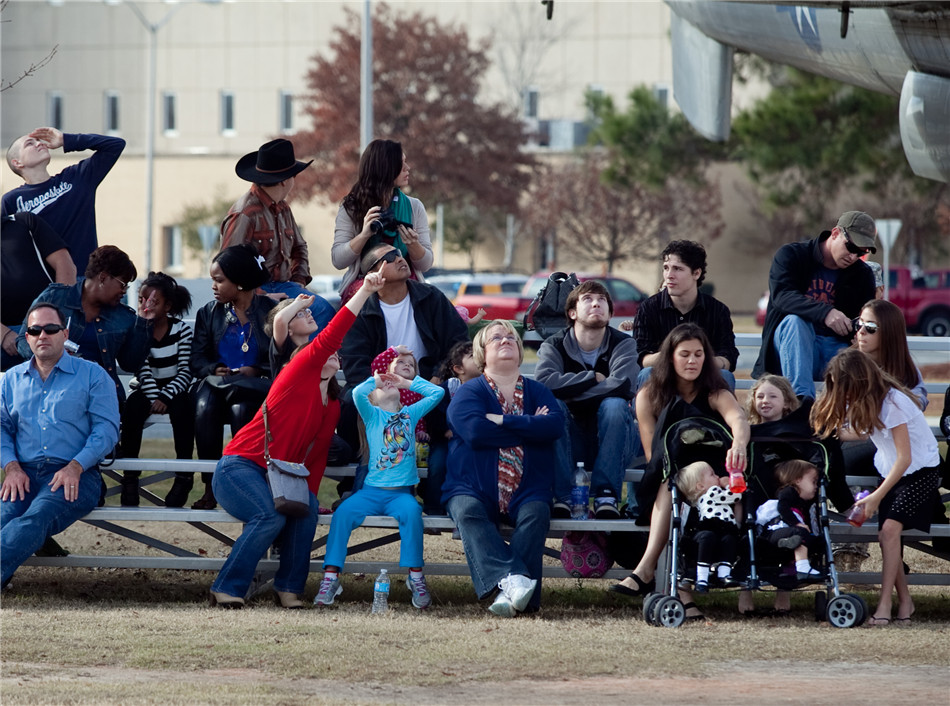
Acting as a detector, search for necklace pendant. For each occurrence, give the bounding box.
[241,341,249,353]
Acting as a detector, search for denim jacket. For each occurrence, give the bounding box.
[16,278,152,403]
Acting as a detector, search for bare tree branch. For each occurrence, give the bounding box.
[1,0,58,93]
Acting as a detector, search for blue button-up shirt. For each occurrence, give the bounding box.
[1,352,119,471]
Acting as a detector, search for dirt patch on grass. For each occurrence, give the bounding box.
[4,659,949,705]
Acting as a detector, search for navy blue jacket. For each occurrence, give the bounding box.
[442,375,564,518]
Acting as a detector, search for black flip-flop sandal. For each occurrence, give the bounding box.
[607,572,655,597]
[683,601,706,622]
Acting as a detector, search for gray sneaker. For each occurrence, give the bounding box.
[488,592,516,618]
[406,574,431,609]
[499,573,537,613]
[313,575,342,606]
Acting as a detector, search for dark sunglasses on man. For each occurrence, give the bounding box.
[367,249,400,273]
[841,227,871,256]
[25,324,67,336]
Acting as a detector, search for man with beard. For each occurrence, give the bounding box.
[536,281,640,519]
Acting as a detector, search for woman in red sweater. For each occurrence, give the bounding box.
[208,273,384,609]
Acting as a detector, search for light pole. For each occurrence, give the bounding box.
[360,0,374,152]
[125,2,181,275]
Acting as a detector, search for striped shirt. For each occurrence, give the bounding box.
[131,318,194,403]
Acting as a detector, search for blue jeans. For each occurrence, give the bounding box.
[637,366,736,393]
[553,398,639,504]
[261,281,335,332]
[773,315,848,398]
[211,455,318,597]
[324,486,423,569]
[1,461,101,584]
[446,495,549,611]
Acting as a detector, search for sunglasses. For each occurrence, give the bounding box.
[841,228,871,256]
[853,319,879,334]
[25,323,67,336]
[367,249,399,273]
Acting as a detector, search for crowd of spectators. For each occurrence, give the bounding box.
[2,129,946,619]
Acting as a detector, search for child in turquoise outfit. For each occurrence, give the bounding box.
[315,363,443,609]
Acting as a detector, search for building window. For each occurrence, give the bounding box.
[104,91,120,134]
[220,91,235,135]
[653,83,669,109]
[47,92,64,130]
[162,92,177,135]
[163,225,183,272]
[279,91,294,133]
[522,87,539,119]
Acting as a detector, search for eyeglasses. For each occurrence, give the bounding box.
[367,249,400,273]
[109,275,130,292]
[25,324,66,336]
[488,334,518,345]
[293,310,311,319]
[853,319,879,334]
[841,228,871,257]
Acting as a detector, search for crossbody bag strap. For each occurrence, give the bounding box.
[262,400,273,463]
[261,400,316,465]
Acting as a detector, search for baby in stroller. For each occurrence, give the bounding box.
[675,461,743,592]
[754,459,823,581]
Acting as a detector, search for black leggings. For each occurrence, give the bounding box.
[693,521,739,566]
[121,388,195,461]
[193,382,264,483]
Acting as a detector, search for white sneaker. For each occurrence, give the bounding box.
[313,575,342,606]
[499,573,537,613]
[405,574,431,609]
[488,592,516,618]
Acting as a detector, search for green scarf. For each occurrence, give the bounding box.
[366,188,414,258]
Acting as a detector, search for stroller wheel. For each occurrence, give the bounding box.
[643,592,663,625]
[654,596,686,628]
[814,591,828,623]
[826,595,862,628]
[844,593,868,626]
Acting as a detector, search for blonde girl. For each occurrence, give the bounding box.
[811,348,941,626]
[747,374,800,424]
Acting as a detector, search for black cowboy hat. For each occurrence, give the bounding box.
[235,138,312,185]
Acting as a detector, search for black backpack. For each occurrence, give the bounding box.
[523,271,580,339]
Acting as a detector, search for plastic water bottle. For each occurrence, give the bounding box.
[371,568,390,614]
[571,463,590,519]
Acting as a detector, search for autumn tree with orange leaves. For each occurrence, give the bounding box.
[290,3,534,236]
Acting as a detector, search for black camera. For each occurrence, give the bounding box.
[370,208,412,236]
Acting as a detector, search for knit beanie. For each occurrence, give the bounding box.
[214,243,270,290]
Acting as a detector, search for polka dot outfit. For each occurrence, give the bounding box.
[696,485,742,527]
[870,389,942,532]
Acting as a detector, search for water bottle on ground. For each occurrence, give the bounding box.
[571,462,590,519]
[371,568,390,614]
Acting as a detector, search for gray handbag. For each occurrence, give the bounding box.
[262,401,312,518]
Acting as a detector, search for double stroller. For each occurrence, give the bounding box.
[642,399,868,628]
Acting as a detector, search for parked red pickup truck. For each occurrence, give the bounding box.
[888,266,950,336]
[454,271,647,327]
[756,265,950,336]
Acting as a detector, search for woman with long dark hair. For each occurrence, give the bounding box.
[331,139,432,302]
[609,324,750,621]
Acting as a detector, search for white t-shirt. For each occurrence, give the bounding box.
[380,294,426,363]
[870,388,940,478]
